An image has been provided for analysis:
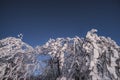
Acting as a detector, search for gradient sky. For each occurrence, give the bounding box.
[0,0,120,46]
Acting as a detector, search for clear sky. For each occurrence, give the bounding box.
[0,0,120,46]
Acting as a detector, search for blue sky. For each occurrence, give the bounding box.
[0,0,120,46]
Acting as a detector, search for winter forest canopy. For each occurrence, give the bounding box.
[0,29,120,80]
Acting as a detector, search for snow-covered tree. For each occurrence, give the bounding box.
[0,37,42,80]
[0,29,120,80]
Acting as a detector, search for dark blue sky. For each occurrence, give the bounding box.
[0,0,120,46]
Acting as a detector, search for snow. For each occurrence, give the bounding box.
[0,29,120,80]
